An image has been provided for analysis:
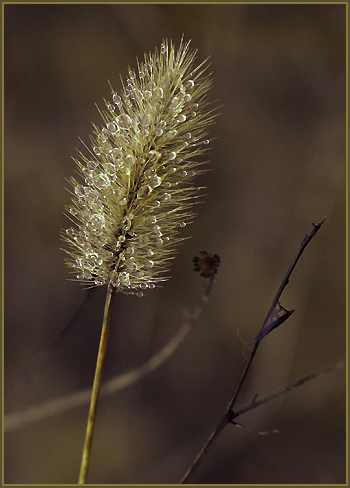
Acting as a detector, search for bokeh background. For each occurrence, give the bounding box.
[4,3,347,485]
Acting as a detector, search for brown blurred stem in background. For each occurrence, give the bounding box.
[4,268,218,433]
[180,219,334,484]
[5,289,95,396]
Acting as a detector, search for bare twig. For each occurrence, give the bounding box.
[231,360,345,421]
[180,219,326,483]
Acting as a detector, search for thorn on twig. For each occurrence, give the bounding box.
[303,217,326,245]
[255,302,294,343]
[231,421,280,436]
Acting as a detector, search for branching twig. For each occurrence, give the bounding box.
[231,360,345,420]
[180,219,327,483]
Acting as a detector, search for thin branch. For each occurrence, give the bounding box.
[4,276,216,433]
[232,360,345,420]
[180,219,326,484]
[255,218,326,342]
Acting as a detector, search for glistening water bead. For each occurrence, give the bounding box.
[62,38,216,293]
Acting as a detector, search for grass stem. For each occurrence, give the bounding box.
[78,284,116,484]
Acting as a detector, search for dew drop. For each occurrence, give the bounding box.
[179,170,187,177]
[125,154,135,166]
[93,147,101,156]
[179,222,186,228]
[146,216,157,224]
[149,176,162,188]
[106,122,117,133]
[117,114,132,129]
[136,291,144,297]
[154,127,163,137]
[167,129,177,138]
[119,271,130,283]
[148,150,161,164]
[176,114,186,123]
[125,246,135,256]
[126,261,137,272]
[146,249,154,257]
[84,187,99,200]
[113,93,122,104]
[185,132,192,140]
[140,282,148,289]
[74,185,84,198]
[94,174,110,189]
[144,90,152,100]
[138,186,151,199]
[171,97,181,108]
[141,114,151,126]
[162,192,171,202]
[86,160,98,170]
[69,207,78,216]
[99,131,108,142]
[169,151,176,160]
[145,260,154,269]
[112,148,123,160]
[184,80,194,90]
[153,86,163,98]
[66,227,75,236]
[155,238,163,247]
[105,162,116,174]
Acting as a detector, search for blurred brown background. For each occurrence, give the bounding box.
[4,3,346,485]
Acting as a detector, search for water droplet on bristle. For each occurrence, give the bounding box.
[150,176,162,188]
[153,86,163,98]
[177,114,186,123]
[184,80,194,90]
[162,192,171,202]
[106,122,117,133]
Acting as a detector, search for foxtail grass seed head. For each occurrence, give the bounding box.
[62,39,216,295]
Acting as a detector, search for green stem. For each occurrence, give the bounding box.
[78,284,116,484]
